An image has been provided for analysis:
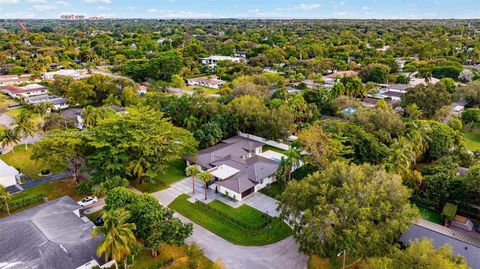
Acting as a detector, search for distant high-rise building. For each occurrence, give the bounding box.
[61,15,85,21]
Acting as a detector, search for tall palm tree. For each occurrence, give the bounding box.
[185,165,201,194]
[285,146,302,182]
[81,105,98,127]
[199,171,213,200]
[13,112,35,150]
[92,209,137,269]
[0,130,20,153]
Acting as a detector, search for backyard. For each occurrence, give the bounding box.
[260,182,284,199]
[0,145,65,180]
[461,129,480,151]
[11,178,83,201]
[418,206,442,224]
[169,194,292,246]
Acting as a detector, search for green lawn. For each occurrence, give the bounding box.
[169,194,292,246]
[0,145,65,180]
[131,159,186,193]
[11,178,83,201]
[208,200,267,226]
[0,125,7,131]
[130,244,213,269]
[5,108,43,125]
[461,129,480,151]
[259,182,284,199]
[418,206,442,224]
[0,94,15,113]
[262,145,287,154]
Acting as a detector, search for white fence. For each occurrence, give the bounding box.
[237,132,290,150]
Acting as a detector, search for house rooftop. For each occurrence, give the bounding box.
[0,196,103,269]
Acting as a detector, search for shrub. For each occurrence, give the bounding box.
[75,181,94,195]
[40,169,50,175]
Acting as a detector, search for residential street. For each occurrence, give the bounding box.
[152,177,308,269]
[0,113,15,129]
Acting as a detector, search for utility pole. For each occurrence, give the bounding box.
[1,196,10,216]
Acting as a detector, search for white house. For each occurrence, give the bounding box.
[1,84,48,98]
[24,94,69,110]
[0,159,19,187]
[0,75,32,86]
[187,76,226,89]
[42,69,82,80]
[200,55,242,69]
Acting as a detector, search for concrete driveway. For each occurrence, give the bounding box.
[177,212,308,269]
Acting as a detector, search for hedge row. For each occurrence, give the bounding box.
[1,193,46,213]
[195,200,271,231]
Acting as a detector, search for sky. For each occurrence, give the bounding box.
[0,0,479,19]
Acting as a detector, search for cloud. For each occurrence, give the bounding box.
[84,0,111,3]
[147,8,159,12]
[248,8,260,13]
[361,6,370,10]
[297,3,321,10]
[31,1,70,11]
[97,6,110,10]
[0,0,19,3]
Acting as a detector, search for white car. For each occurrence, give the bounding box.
[77,196,98,207]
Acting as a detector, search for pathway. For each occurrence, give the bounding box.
[0,113,14,129]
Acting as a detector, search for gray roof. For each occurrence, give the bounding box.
[401,219,480,269]
[0,196,103,269]
[211,154,278,183]
[217,173,255,194]
[60,108,84,119]
[186,135,264,169]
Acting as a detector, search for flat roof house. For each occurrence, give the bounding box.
[187,75,226,89]
[1,84,48,98]
[185,135,284,201]
[200,55,242,69]
[0,196,106,269]
[42,69,83,80]
[0,159,19,188]
[24,94,69,110]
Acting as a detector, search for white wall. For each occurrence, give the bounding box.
[238,132,290,150]
[0,175,16,187]
[210,183,242,201]
[254,175,275,192]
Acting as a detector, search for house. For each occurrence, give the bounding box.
[375,84,409,101]
[0,159,19,187]
[0,75,31,86]
[187,76,226,89]
[408,76,440,87]
[400,219,480,269]
[0,196,107,269]
[451,215,474,232]
[24,94,69,110]
[200,55,242,69]
[185,135,285,201]
[234,51,247,58]
[60,108,84,129]
[42,69,83,80]
[324,70,359,79]
[1,84,48,98]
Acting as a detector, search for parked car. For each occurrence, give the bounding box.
[77,196,98,207]
[476,224,480,233]
[95,216,104,226]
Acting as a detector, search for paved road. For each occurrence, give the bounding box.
[178,213,308,269]
[20,172,70,189]
[0,113,15,129]
[152,178,308,269]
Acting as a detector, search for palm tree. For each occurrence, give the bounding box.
[185,165,201,194]
[92,209,137,269]
[13,112,35,150]
[0,130,20,153]
[199,171,213,200]
[128,157,148,185]
[285,146,302,182]
[81,105,98,127]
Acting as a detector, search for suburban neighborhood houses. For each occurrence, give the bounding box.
[0,4,479,269]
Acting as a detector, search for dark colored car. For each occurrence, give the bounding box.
[95,216,104,226]
[476,224,480,233]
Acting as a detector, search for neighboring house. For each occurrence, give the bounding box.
[374,84,409,101]
[234,51,247,58]
[0,74,31,86]
[0,159,19,187]
[200,55,242,69]
[324,70,359,79]
[187,76,226,89]
[24,94,69,110]
[185,135,285,201]
[1,84,48,98]
[408,76,440,87]
[42,69,83,80]
[60,108,84,129]
[400,219,480,269]
[0,196,107,269]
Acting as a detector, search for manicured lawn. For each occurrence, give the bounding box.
[260,181,284,199]
[132,159,186,193]
[0,145,65,180]
[12,178,84,201]
[208,200,267,226]
[262,145,287,154]
[196,86,219,95]
[169,194,292,246]
[0,94,15,113]
[5,108,43,125]
[0,125,7,131]
[461,129,480,151]
[130,244,212,269]
[418,206,442,224]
